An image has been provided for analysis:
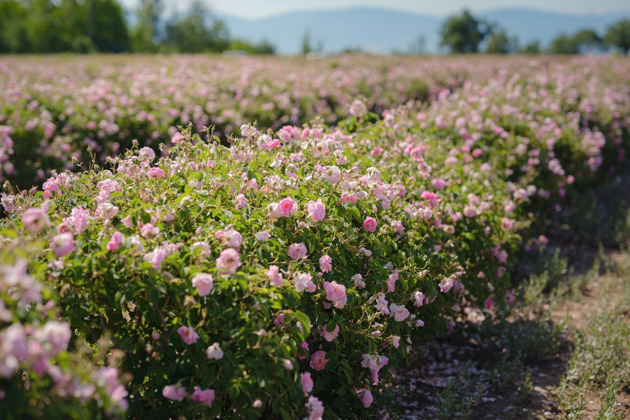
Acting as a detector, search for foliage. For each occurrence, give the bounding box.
[164,0,229,53]
[440,9,491,54]
[604,19,630,54]
[485,29,518,54]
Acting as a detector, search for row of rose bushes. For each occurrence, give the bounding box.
[2,120,519,418]
[0,54,485,189]
[1,54,629,419]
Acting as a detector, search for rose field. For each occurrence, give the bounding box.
[1,54,630,419]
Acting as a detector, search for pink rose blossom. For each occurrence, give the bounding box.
[171,132,184,143]
[162,384,186,401]
[319,255,332,272]
[253,399,263,408]
[463,206,478,218]
[310,351,329,371]
[216,248,242,274]
[306,199,326,222]
[294,272,316,293]
[22,207,50,234]
[389,303,410,322]
[352,273,365,289]
[192,273,214,296]
[306,396,325,420]
[140,223,159,238]
[107,231,124,251]
[363,217,377,232]
[288,243,307,260]
[143,246,168,270]
[50,232,75,257]
[300,372,314,395]
[234,194,248,209]
[392,336,401,349]
[205,342,224,360]
[386,271,398,293]
[322,165,341,184]
[191,386,215,406]
[147,167,165,179]
[121,215,133,228]
[324,281,347,309]
[362,389,373,408]
[505,292,515,304]
[413,291,425,307]
[278,197,296,217]
[266,265,283,286]
[177,326,199,345]
[439,277,454,293]
[484,298,494,309]
[97,202,118,220]
[321,324,340,342]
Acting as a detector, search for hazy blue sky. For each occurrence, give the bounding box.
[201,0,629,19]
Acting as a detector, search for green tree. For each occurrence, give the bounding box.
[604,19,630,54]
[87,0,130,52]
[0,0,29,53]
[440,9,491,54]
[485,29,518,54]
[131,0,163,52]
[547,33,577,54]
[165,0,229,53]
[572,29,602,54]
[520,40,541,54]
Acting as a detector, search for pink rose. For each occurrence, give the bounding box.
[147,167,165,179]
[22,207,50,234]
[216,248,242,274]
[484,298,494,309]
[306,396,325,420]
[192,273,214,296]
[177,326,199,345]
[50,232,75,257]
[323,281,347,309]
[278,197,296,217]
[362,389,373,408]
[300,372,314,395]
[162,384,186,401]
[266,265,283,286]
[309,351,329,371]
[294,272,316,293]
[140,223,159,238]
[389,304,410,322]
[191,386,215,406]
[363,217,377,232]
[306,199,326,222]
[288,243,307,260]
[107,231,124,251]
[439,277,454,293]
[319,255,332,273]
[321,324,340,342]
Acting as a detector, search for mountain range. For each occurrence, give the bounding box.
[217,7,630,54]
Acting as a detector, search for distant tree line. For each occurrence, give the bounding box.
[440,10,630,55]
[0,0,275,54]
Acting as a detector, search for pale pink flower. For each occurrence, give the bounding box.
[374,293,389,314]
[216,248,242,274]
[278,197,296,217]
[205,342,224,360]
[305,396,325,420]
[413,291,425,307]
[191,242,211,257]
[255,230,270,241]
[321,324,340,342]
[439,277,454,293]
[324,281,347,309]
[69,207,90,233]
[50,232,75,257]
[97,202,118,219]
[143,246,168,269]
[361,389,373,408]
[386,271,398,293]
[147,167,165,179]
[22,207,50,234]
[192,273,214,296]
[300,372,314,395]
[306,199,326,222]
[34,321,71,356]
[234,194,248,209]
[107,231,124,251]
[177,326,199,345]
[294,272,316,293]
[352,273,365,289]
[288,243,307,260]
[139,147,155,161]
[162,384,186,401]
[463,206,478,218]
[392,336,401,349]
[349,99,367,117]
[171,132,184,143]
[363,217,377,232]
[121,215,133,228]
[389,303,410,322]
[140,223,159,238]
[191,386,215,406]
[310,351,329,371]
[319,255,332,272]
[322,166,341,184]
[253,399,263,408]
[266,265,283,286]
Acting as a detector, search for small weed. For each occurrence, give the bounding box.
[434,366,485,419]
